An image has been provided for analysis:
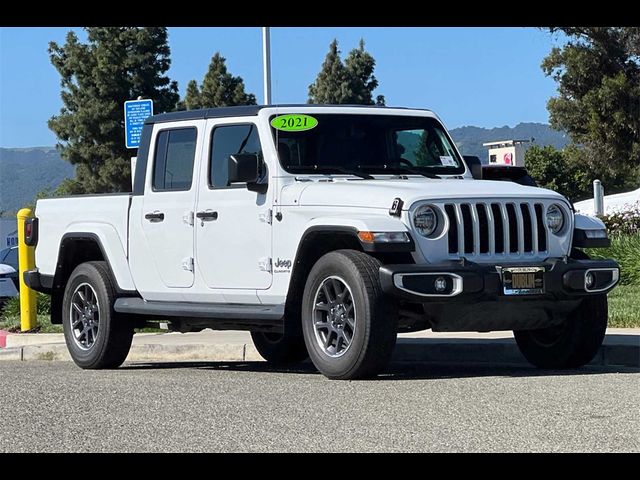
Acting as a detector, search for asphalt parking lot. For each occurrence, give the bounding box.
[1,361,637,452]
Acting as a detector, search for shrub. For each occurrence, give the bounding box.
[599,202,640,236]
[0,292,51,319]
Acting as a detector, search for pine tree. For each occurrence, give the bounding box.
[180,52,256,109]
[344,39,384,105]
[308,39,384,105]
[308,40,351,104]
[48,27,179,193]
[181,80,202,110]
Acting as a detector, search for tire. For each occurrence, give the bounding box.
[301,250,397,380]
[514,294,608,369]
[251,331,308,365]
[62,261,133,369]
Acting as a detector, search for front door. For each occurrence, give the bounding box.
[140,125,201,289]
[194,120,272,290]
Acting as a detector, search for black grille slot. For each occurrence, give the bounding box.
[445,204,458,254]
[506,203,519,253]
[491,203,504,253]
[460,204,474,254]
[535,203,547,251]
[520,203,533,252]
[477,204,489,253]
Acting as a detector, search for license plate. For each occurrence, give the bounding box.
[502,267,544,296]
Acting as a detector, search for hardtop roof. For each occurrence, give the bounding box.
[145,104,433,124]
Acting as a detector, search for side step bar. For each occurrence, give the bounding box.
[114,297,284,320]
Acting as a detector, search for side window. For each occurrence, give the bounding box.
[210,124,262,188]
[152,128,197,191]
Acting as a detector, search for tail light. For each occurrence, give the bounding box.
[24,217,38,246]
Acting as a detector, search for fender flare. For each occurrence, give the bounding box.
[299,215,415,254]
[57,230,136,293]
[572,213,610,248]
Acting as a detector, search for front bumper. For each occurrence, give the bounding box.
[380,258,620,303]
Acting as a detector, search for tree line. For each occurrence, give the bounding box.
[47,27,638,198]
[48,28,383,194]
[526,27,639,201]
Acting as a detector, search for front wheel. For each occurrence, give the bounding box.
[514,294,608,369]
[301,250,398,380]
[62,261,133,369]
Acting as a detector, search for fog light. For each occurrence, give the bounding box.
[434,276,447,292]
[585,272,595,289]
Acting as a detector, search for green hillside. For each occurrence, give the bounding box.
[451,122,569,161]
[0,147,75,215]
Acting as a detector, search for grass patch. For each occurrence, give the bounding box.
[0,293,60,332]
[586,233,640,285]
[1,292,51,317]
[0,314,63,333]
[607,285,640,328]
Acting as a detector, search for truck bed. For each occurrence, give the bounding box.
[35,194,132,277]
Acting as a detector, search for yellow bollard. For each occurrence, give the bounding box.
[17,208,37,331]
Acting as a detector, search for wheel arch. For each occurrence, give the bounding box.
[50,232,136,324]
[283,221,413,335]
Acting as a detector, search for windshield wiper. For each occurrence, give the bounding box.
[358,163,441,179]
[287,165,374,180]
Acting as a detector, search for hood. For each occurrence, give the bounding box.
[282,178,567,210]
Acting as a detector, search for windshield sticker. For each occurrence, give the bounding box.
[439,155,456,167]
[271,114,318,132]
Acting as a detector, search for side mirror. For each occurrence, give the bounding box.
[228,154,259,184]
[463,155,483,180]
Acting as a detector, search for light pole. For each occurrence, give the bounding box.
[262,27,272,105]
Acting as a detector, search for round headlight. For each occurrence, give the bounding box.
[413,205,438,237]
[546,204,565,234]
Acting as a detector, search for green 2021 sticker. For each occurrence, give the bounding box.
[271,114,318,132]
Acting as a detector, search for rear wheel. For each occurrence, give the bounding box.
[62,261,133,369]
[250,331,308,365]
[301,250,398,380]
[514,294,608,368]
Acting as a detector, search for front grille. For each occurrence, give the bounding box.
[445,201,548,257]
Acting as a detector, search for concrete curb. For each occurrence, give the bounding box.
[0,339,637,368]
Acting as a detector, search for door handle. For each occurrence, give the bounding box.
[196,211,218,221]
[144,212,165,222]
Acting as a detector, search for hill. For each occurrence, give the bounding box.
[449,122,569,162]
[0,147,75,215]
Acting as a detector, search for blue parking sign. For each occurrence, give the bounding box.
[124,99,153,149]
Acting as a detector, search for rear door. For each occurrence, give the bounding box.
[194,119,272,290]
[138,123,203,289]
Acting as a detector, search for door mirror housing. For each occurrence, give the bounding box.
[463,155,483,180]
[228,154,259,184]
[227,154,268,193]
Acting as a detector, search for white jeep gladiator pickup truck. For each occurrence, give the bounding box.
[24,105,619,379]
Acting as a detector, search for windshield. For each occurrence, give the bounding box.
[270,114,465,176]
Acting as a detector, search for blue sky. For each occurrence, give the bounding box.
[0,27,562,148]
